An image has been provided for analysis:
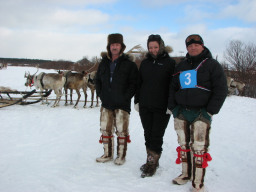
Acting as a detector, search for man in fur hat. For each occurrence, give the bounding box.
[168,34,227,191]
[95,33,138,165]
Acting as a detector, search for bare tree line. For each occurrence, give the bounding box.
[223,40,256,98]
[1,41,256,98]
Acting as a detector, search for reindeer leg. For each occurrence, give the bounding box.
[44,89,50,105]
[65,88,68,106]
[52,97,58,107]
[83,86,87,108]
[57,89,63,106]
[74,89,80,108]
[90,89,94,108]
[40,89,45,105]
[96,96,99,107]
[70,89,73,105]
[52,90,61,107]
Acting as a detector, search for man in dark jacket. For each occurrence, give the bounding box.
[168,34,227,192]
[95,33,138,165]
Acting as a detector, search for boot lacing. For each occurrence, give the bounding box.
[117,135,131,143]
[99,135,114,143]
[175,146,191,164]
[194,153,212,168]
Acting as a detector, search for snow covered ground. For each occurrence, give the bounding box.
[0,66,256,192]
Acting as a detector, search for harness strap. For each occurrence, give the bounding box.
[117,135,131,143]
[173,58,210,91]
[173,71,181,76]
[29,78,34,87]
[172,58,208,77]
[99,135,114,144]
[196,85,211,91]
[194,153,212,168]
[175,146,191,164]
[195,58,208,71]
[40,73,46,89]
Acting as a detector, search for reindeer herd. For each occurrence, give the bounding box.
[24,69,99,108]
[24,68,245,109]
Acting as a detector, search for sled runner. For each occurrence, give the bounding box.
[0,89,52,108]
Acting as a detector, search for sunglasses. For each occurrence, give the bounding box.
[185,34,204,47]
[186,35,202,43]
[148,34,161,40]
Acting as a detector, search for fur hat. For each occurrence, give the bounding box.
[185,34,204,47]
[106,33,126,58]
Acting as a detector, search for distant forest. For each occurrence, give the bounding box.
[0,56,184,72]
[0,57,98,72]
[1,55,256,98]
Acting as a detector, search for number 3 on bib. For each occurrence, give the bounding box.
[179,70,197,89]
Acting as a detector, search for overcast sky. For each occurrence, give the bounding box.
[0,0,255,62]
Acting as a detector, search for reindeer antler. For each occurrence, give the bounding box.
[33,66,39,76]
[24,71,30,78]
[126,44,145,54]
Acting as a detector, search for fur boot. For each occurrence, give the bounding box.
[114,136,129,165]
[96,135,114,163]
[190,120,211,190]
[191,186,206,192]
[173,146,192,185]
[140,148,160,171]
[191,150,212,190]
[141,150,161,178]
[140,148,150,171]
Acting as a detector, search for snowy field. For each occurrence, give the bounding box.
[0,66,256,192]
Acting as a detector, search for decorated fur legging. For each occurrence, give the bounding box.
[99,107,130,138]
[174,114,211,189]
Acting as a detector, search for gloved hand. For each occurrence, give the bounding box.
[134,103,139,112]
[166,109,172,115]
[207,112,213,118]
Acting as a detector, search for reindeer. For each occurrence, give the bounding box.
[62,71,89,108]
[58,70,74,105]
[24,70,66,107]
[87,71,99,108]
[227,76,246,96]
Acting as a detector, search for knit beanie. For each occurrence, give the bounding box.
[185,34,204,47]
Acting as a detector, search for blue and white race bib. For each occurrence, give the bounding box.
[179,70,197,89]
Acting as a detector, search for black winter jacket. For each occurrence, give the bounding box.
[168,47,227,115]
[135,52,176,112]
[95,54,138,113]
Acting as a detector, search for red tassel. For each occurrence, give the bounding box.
[99,135,103,143]
[176,146,182,164]
[194,153,212,168]
[98,135,113,144]
[117,135,131,143]
[176,157,182,164]
[175,146,190,164]
[126,135,131,143]
[29,79,34,87]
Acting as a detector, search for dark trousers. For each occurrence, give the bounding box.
[139,107,170,154]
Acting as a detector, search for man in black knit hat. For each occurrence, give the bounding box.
[95,33,138,165]
[168,34,227,191]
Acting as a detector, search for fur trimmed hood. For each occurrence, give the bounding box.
[100,51,136,62]
[145,45,173,59]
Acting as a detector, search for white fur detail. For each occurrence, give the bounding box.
[114,144,125,165]
[191,186,206,192]
[166,109,172,115]
[134,103,139,112]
